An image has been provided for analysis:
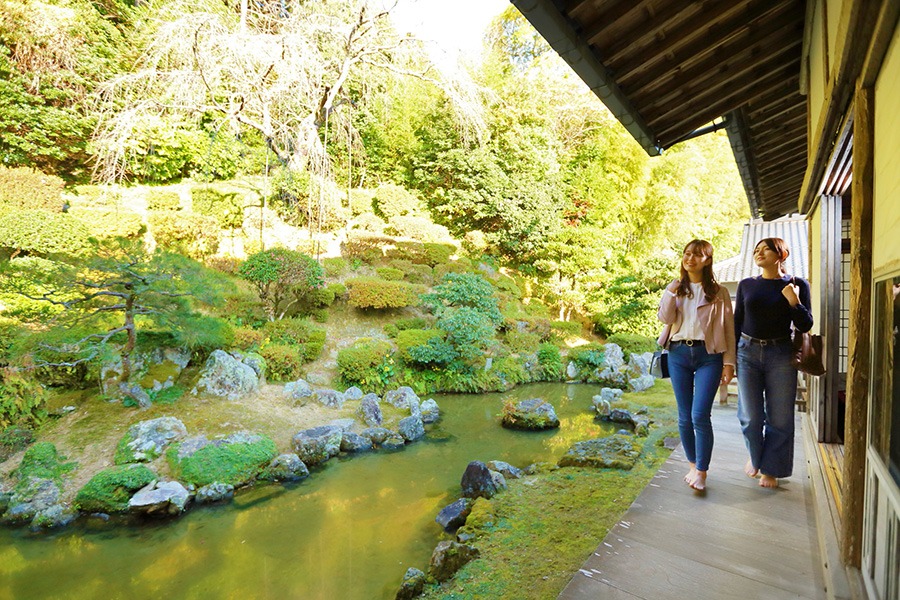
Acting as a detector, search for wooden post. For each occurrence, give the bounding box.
[841,83,874,568]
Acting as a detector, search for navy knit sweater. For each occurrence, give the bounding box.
[734,274,814,340]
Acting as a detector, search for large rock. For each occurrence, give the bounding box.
[361,427,393,444]
[358,394,383,426]
[128,480,191,517]
[30,503,76,530]
[594,343,627,388]
[1,477,61,524]
[316,389,345,409]
[340,432,374,453]
[167,433,277,487]
[195,482,234,503]
[485,461,522,480]
[608,408,634,423]
[633,416,651,437]
[500,398,560,430]
[566,361,578,379]
[115,417,188,464]
[344,386,364,401]
[626,352,653,379]
[74,465,157,513]
[291,426,343,466]
[420,399,440,423]
[428,541,480,582]
[284,379,316,406]
[460,461,506,499]
[260,454,309,481]
[381,434,406,450]
[328,418,356,432]
[231,351,266,382]
[192,350,259,400]
[407,396,421,420]
[628,373,655,393]
[384,387,418,409]
[600,387,624,403]
[436,498,475,531]
[395,567,426,600]
[398,416,425,442]
[557,434,642,470]
[592,395,611,418]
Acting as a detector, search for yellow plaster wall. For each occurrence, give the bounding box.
[825,0,842,76]
[873,25,900,276]
[808,206,823,333]
[808,0,826,155]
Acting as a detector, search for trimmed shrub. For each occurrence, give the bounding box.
[385,215,449,243]
[433,261,468,281]
[0,166,65,216]
[396,329,444,362]
[191,186,244,229]
[69,207,144,239]
[145,189,182,211]
[327,282,347,298]
[494,275,521,298]
[0,209,92,257]
[258,343,304,382]
[537,342,564,380]
[74,464,156,512]
[405,263,433,285]
[351,212,386,233]
[306,287,336,308]
[375,267,403,281]
[238,248,324,320]
[372,184,421,220]
[341,231,391,263]
[205,256,243,275]
[605,333,659,355]
[337,338,393,390]
[232,326,265,350]
[221,293,266,327]
[148,210,220,259]
[346,277,425,309]
[322,257,349,277]
[262,318,314,346]
[422,243,453,266]
[348,188,374,216]
[302,329,326,361]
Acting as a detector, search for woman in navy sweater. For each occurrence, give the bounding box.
[734,237,813,488]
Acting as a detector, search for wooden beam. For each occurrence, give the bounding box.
[589,0,706,61]
[583,0,655,47]
[749,103,807,131]
[840,84,872,570]
[753,132,806,163]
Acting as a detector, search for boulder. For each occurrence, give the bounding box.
[397,416,425,442]
[395,567,426,600]
[435,498,475,531]
[344,386,364,401]
[524,462,559,475]
[30,504,76,530]
[74,465,157,513]
[420,399,440,423]
[1,477,61,524]
[261,454,310,481]
[428,541,480,582]
[381,434,406,450]
[328,418,356,432]
[608,408,634,423]
[407,396,421,420]
[501,398,560,430]
[291,426,343,466]
[237,351,267,382]
[600,387,624,403]
[340,432,374,453]
[628,374,655,393]
[625,352,653,379]
[195,482,234,503]
[315,389,345,409]
[566,361,578,379]
[357,394,383,427]
[385,387,418,409]
[592,396,611,418]
[633,416,651,437]
[192,350,259,400]
[557,434,642,470]
[115,417,188,464]
[284,379,316,406]
[460,461,506,499]
[128,480,191,517]
[360,427,393,444]
[485,461,522,480]
[167,433,277,487]
[121,384,152,409]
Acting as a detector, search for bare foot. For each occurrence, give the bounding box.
[685,463,697,484]
[759,474,778,488]
[744,459,759,478]
[687,469,707,490]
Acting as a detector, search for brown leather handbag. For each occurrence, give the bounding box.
[791,330,825,376]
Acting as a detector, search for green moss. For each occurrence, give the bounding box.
[166,436,277,487]
[74,464,156,512]
[13,442,77,488]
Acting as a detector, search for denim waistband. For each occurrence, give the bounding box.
[740,333,792,346]
[670,339,704,347]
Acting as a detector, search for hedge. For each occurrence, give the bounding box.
[0,209,92,256]
[148,210,219,259]
[396,328,445,361]
[145,189,182,211]
[0,166,65,216]
[385,215,449,243]
[69,207,144,239]
[372,184,421,220]
[346,277,425,309]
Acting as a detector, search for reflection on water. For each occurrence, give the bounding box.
[0,383,617,600]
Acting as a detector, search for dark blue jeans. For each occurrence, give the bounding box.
[737,337,797,478]
[667,341,724,472]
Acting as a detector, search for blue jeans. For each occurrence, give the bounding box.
[736,337,797,478]
[668,341,724,472]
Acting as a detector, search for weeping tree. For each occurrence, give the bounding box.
[0,238,232,391]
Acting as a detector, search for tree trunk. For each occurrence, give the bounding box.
[120,291,136,384]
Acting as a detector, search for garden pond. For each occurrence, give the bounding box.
[0,383,626,600]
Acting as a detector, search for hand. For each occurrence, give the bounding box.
[782,283,799,306]
[720,364,735,386]
[666,279,679,293]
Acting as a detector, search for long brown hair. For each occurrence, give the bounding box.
[676,239,720,301]
[756,237,790,274]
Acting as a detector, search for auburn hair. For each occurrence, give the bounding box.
[676,239,720,302]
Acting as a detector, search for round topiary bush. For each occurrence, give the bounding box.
[0,209,92,257]
[372,184,421,220]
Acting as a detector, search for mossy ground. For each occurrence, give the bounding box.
[421,381,677,600]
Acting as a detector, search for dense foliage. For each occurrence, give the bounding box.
[239,248,325,320]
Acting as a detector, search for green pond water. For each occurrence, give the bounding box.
[0,383,619,600]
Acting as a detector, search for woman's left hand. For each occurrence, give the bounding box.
[782,283,800,306]
[720,364,735,386]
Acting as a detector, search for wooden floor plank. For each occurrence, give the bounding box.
[557,404,826,600]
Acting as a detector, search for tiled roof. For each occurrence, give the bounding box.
[713,214,809,284]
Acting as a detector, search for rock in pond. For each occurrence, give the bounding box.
[316,388,345,409]
[195,482,234,503]
[592,395,611,418]
[284,379,316,406]
[30,503,76,530]
[607,408,634,423]
[192,350,259,400]
[485,461,522,480]
[74,464,157,513]
[384,387,418,409]
[420,399,440,423]
[115,416,188,464]
[381,434,406,450]
[1,477,62,525]
[501,398,560,430]
[357,394,383,427]
[428,541,480,582]
[344,386,364,401]
[129,480,191,517]
[460,461,506,499]
[260,454,309,481]
[340,432,374,453]
[436,498,475,531]
[395,567,426,600]
[291,425,343,466]
[167,433,277,487]
[398,416,425,442]
[557,434,642,470]
[360,427,393,444]
[633,416,651,437]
